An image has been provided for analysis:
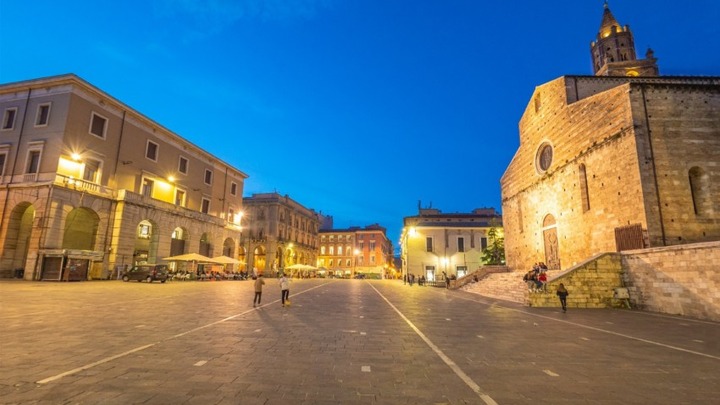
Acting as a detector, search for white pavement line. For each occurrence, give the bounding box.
[37,344,155,384]
[452,294,720,361]
[368,284,498,405]
[361,366,371,372]
[194,360,207,367]
[543,369,559,377]
[36,283,330,385]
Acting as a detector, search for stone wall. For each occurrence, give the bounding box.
[528,242,720,322]
[622,241,720,321]
[529,253,624,308]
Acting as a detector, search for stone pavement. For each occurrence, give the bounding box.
[1,279,719,404]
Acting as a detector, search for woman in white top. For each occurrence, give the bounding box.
[279,274,290,306]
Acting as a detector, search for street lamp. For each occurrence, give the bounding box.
[353,248,360,278]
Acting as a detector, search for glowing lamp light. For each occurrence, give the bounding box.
[71,153,81,161]
[168,176,175,183]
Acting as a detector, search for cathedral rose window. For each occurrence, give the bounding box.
[536,143,553,173]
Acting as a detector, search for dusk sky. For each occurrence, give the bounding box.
[2,1,719,247]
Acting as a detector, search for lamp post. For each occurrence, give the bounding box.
[353,248,360,278]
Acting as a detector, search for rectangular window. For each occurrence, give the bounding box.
[35,103,51,126]
[89,112,107,138]
[457,237,465,252]
[146,140,158,161]
[204,169,213,185]
[230,182,237,195]
[178,156,188,174]
[0,153,7,179]
[321,246,326,255]
[481,237,488,250]
[370,242,376,251]
[370,255,376,264]
[329,246,335,255]
[329,259,334,267]
[175,189,186,206]
[228,208,235,222]
[337,246,343,255]
[142,178,154,197]
[426,237,433,252]
[425,265,436,282]
[82,158,100,182]
[2,108,17,130]
[456,266,468,278]
[26,150,41,174]
[201,198,210,214]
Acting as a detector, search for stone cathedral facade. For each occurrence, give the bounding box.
[501,4,720,272]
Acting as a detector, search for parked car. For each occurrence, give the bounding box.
[122,264,169,283]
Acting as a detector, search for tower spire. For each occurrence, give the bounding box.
[589,2,659,76]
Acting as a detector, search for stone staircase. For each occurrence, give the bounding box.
[461,270,565,305]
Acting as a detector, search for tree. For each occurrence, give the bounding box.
[481,227,505,265]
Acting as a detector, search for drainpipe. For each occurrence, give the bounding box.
[640,85,666,246]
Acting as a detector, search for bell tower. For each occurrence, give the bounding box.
[590,1,659,76]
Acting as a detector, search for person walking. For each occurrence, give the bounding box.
[253,273,265,307]
[556,283,569,312]
[279,273,290,307]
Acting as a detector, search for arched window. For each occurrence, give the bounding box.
[579,164,590,212]
[689,167,709,215]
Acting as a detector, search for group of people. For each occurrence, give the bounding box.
[523,262,549,293]
[523,262,569,312]
[252,273,291,307]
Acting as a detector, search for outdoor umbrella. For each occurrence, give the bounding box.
[210,256,243,265]
[162,253,220,263]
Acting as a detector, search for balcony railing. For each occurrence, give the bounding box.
[54,174,114,197]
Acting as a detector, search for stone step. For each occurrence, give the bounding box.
[462,270,565,304]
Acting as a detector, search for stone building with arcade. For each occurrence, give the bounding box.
[501,4,720,272]
[0,74,248,280]
[240,192,321,276]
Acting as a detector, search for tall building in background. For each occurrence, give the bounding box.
[318,224,395,279]
[0,74,248,280]
[241,192,321,276]
[400,207,503,282]
[501,4,720,272]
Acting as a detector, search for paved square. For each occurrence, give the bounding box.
[1,279,719,404]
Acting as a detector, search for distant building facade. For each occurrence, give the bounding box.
[400,207,503,282]
[318,224,394,278]
[0,74,248,280]
[241,192,320,276]
[501,5,720,272]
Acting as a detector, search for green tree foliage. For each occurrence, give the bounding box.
[482,227,505,265]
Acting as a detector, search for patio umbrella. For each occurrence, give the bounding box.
[211,256,244,265]
[162,253,221,263]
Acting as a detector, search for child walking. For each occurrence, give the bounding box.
[556,283,569,312]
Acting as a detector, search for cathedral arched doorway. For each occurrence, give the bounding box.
[253,246,266,274]
[542,214,561,270]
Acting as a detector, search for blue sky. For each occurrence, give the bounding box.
[2,0,719,247]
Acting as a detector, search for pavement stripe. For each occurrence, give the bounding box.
[453,293,720,361]
[35,282,330,384]
[368,283,498,405]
